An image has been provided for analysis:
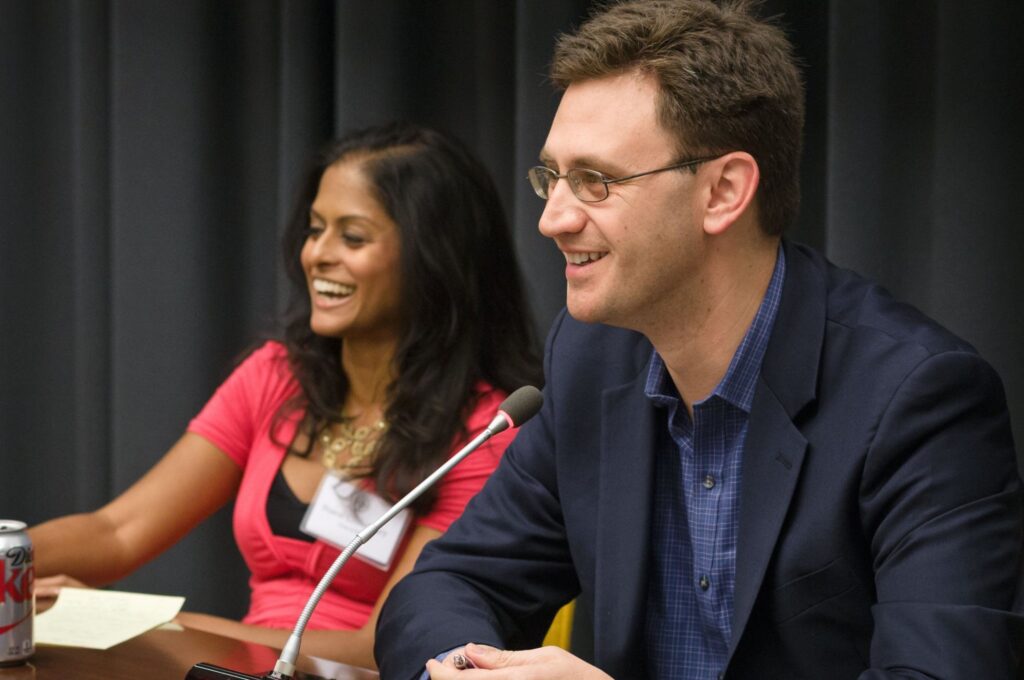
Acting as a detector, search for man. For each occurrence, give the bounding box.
[376,1,1023,678]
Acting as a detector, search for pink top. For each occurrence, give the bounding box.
[187,341,514,630]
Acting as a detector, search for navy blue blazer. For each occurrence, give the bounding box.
[376,241,1023,679]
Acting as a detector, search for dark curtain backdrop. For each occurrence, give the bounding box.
[2,1,1022,624]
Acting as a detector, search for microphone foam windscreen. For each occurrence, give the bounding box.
[499,385,543,427]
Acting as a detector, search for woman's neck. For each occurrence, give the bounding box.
[339,336,397,417]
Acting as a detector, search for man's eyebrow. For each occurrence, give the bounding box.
[537,151,626,175]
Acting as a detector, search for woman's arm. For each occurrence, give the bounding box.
[175,523,442,670]
[28,432,243,586]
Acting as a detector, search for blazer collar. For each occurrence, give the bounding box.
[728,239,825,658]
[760,239,824,419]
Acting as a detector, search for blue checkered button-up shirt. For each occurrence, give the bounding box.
[643,247,785,679]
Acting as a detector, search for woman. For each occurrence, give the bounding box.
[28,122,541,669]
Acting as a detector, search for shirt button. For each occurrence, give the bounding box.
[699,575,710,591]
[718,673,725,680]
[703,475,716,489]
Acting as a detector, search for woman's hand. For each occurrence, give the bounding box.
[34,574,89,600]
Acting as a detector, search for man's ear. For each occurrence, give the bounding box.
[701,152,759,236]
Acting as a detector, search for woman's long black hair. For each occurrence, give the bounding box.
[276,122,542,514]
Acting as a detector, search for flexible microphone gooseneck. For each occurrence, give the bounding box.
[185,385,543,680]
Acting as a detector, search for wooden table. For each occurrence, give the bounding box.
[0,625,378,680]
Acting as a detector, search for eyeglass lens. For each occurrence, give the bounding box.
[528,167,607,202]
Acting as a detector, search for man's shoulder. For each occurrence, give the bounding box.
[791,242,978,359]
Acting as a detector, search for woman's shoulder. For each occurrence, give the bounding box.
[246,339,290,363]
[208,339,298,413]
[187,341,298,466]
[234,340,292,379]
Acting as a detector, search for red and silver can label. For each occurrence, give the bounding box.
[0,520,34,665]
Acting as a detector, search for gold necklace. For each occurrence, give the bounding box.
[319,418,387,474]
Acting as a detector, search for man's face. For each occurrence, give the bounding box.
[538,71,706,331]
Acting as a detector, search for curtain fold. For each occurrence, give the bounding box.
[2,0,1021,622]
[69,0,114,512]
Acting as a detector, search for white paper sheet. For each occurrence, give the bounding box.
[34,587,185,650]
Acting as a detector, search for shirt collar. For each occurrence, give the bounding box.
[644,244,786,414]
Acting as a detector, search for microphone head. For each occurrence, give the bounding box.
[497,385,543,428]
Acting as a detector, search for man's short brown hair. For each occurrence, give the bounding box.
[551,0,804,236]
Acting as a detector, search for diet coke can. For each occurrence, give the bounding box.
[0,521,33,665]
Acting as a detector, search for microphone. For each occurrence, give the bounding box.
[185,385,543,680]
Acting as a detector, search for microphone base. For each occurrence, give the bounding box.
[185,662,332,680]
[185,663,263,680]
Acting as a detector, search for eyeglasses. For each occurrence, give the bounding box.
[527,156,718,203]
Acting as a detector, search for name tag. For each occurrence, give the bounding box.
[300,473,410,570]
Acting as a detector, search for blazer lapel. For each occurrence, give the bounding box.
[728,385,807,657]
[728,240,825,658]
[594,374,657,673]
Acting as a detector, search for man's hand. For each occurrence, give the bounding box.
[425,643,614,679]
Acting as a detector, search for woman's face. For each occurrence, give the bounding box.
[301,159,402,342]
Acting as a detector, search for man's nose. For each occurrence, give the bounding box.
[538,180,587,239]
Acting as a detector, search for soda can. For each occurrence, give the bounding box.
[0,521,34,665]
